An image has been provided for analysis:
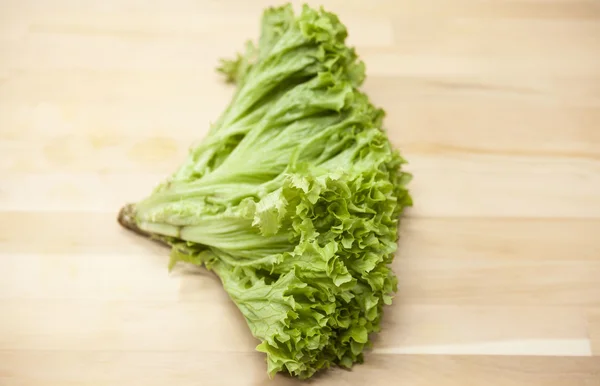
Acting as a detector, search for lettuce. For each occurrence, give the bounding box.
[118,3,411,379]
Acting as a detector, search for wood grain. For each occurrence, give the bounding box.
[1,0,599,384]
[1,352,598,386]
[591,309,600,356]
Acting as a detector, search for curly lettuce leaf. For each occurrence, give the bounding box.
[123,3,412,379]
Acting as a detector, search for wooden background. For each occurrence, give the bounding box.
[1,0,599,385]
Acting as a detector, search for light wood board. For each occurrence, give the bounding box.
[1,0,599,385]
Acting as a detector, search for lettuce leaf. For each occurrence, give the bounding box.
[120,3,412,379]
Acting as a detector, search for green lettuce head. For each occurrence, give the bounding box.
[119,4,412,379]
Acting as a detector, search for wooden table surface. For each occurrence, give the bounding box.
[1,1,600,385]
